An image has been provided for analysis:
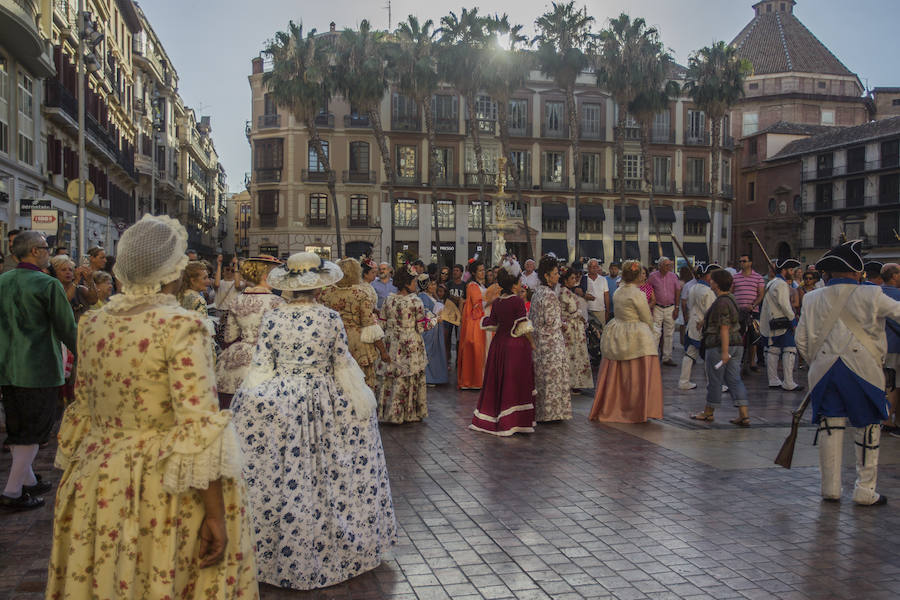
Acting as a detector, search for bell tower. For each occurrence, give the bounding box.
[752,0,796,16]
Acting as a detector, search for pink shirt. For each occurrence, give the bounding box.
[647,270,680,306]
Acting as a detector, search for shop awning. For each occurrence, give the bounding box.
[542,238,569,259]
[613,205,641,221]
[648,241,675,262]
[579,204,606,220]
[684,242,710,264]
[613,241,641,262]
[579,240,605,261]
[542,203,569,219]
[651,205,676,222]
[684,206,711,223]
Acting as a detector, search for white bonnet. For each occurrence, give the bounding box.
[113,214,189,295]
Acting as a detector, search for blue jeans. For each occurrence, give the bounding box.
[705,346,748,407]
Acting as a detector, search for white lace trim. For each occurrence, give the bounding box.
[360,323,385,344]
[335,356,377,420]
[104,293,178,313]
[161,424,244,494]
[511,316,534,338]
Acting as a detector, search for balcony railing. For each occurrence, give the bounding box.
[612,178,643,192]
[258,114,281,129]
[541,123,568,139]
[581,126,605,141]
[509,123,530,137]
[396,173,421,186]
[464,172,497,188]
[434,117,458,133]
[349,216,370,228]
[880,191,900,205]
[302,169,329,183]
[650,129,675,144]
[307,216,329,227]
[432,175,456,188]
[541,175,569,191]
[314,113,335,128]
[869,157,900,170]
[256,168,282,183]
[45,78,77,122]
[722,184,734,199]
[344,114,370,128]
[685,131,711,146]
[803,165,845,181]
[615,126,641,141]
[580,179,606,193]
[847,161,867,175]
[342,170,375,184]
[392,115,420,131]
[466,119,496,134]
[652,182,679,195]
[683,181,711,196]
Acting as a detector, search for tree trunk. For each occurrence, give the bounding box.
[368,108,396,266]
[308,117,342,256]
[566,85,581,264]
[616,109,627,262]
[710,115,722,264]
[423,96,441,268]
[497,97,533,261]
[466,92,488,265]
[642,119,662,260]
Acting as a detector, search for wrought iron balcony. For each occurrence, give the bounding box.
[464,172,497,188]
[434,117,458,133]
[432,175,457,188]
[256,168,282,183]
[541,175,569,191]
[313,113,335,128]
[650,128,675,144]
[580,126,605,141]
[508,123,530,137]
[344,114,370,128]
[342,170,375,184]
[683,181,711,196]
[349,217,370,228]
[302,169,329,183]
[392,115,420,131]
[396,173,421,186]
[307,216,329,227]
[685,131,711,146]
[580,179,606,193]
[541,123,568,139]
[612,178,643,192]
[258,114,281,129]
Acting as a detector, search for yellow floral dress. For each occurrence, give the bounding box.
[319,284,384,389]
[47,293,259,600]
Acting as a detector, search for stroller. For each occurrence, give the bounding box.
[586,314,604,367]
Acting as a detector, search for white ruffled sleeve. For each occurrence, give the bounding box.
[360,323,385,343]
[511,316,534,338]
[332,318,377,420]
[157,314,244,494]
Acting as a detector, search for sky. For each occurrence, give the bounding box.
[137,0,900,192]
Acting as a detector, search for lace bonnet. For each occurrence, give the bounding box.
[113,214,188,295]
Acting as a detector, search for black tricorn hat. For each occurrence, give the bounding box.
[774,258,801,271]
[701,263,722,275]
[864,260,885,278]
[816,240,864,273]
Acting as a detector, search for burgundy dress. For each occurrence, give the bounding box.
[469,295,536,436]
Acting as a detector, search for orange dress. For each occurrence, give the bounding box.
[458,282,487,389]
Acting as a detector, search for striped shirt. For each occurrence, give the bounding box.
[732,271,765,309]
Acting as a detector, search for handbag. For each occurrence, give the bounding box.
[768,316,794,331]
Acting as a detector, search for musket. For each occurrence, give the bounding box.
[774,391,812,468]
[749,229,775,277]
[670,234,698,280]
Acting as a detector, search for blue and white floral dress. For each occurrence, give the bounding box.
[231,300,397,590]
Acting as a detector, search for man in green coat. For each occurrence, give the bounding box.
[0,231,77,511]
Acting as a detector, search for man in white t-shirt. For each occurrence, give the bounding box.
[582,259,610,323]
[520,258,540,290]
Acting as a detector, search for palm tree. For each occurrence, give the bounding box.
[393,16,444,267]
[438,8,491,263]
[684,41,752,263]
[334,20,395,261]
[534,1,594,263]
[483,14,535,260]
[263,22,342,255]
[627,30,678,261]
[596,13,649,262]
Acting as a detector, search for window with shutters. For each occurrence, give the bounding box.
[847,146,866,174]
[308,193,328,226]
[581,103,602,138]
[432,94,458,132]
[685,158,706,194]
[350,194,368,226]
[878,211,899,244]
[581,153,601,185]
[881,139,899,168]
[653,156,671,190]
[17,73,33,165]
[881,174,900,205]
[652,111,671,142]
[814,216,832,247]
[349,141,369,174]
[544,101,565,137]
[846,178,865,208]
[509,150,530,185]
[392,93,418,130]
[468,201,491,229]
[543,151,565,183]
[254,139,283,184]
[0,58,8,154]
[687,110,706,144]
[258,190,278,227]
[509,99,528,135]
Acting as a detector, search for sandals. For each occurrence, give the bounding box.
[730,417,751,427]
[690,412,715,422]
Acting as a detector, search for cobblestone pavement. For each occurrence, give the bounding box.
[2,343,900,600]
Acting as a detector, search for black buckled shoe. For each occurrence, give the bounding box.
[0,492,45,511]
[23,474,52,496]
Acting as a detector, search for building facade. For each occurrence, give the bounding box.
[1,0,57,252]
[245,56,732,267]
[729,0,872,261]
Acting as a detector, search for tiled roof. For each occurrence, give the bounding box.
[731,7,855,76]
[756,121,837,136]
[771,116,900,159]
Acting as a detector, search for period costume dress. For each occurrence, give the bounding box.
[320,283,385,389]
[215,287,285,407]
[530,285,572,421]
[559,285,594,390]
[796,241,898,505]
[470,294,536,436]
[47,292,259,599]
[377,293,437,423]
[231,252,396,589]
[760,259,803,391]
[180,288,208,315]
[589,283,663,423]
[458,281,488,389]
[418,291,449,385]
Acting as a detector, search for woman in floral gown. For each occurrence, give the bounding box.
[47,215,258,599]
[320,258,389,389]
[559,267,594,391]
[529,255,572,422]
[377,265,439,423]
[231,252,396,590]
[215,256,284,408]
[470,258,536,436]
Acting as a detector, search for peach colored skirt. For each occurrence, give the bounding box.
[589,356,663,423]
